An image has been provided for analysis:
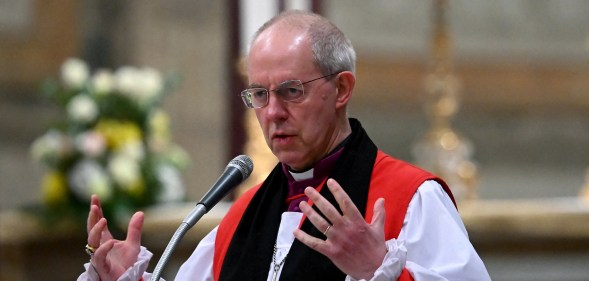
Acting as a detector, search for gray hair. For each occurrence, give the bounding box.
[249,10,356,76]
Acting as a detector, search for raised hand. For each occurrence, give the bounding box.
[293,179,388,280]
[86,195,144,281]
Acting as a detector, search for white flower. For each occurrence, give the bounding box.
[31,130,62,162]
[61,58,89,89]
[75,131,106,157]
[108,154,141,189]
[67,95,98,123]
[91,69,115,94]
[114,66,162,105]
[114,66,140,96]
[136,67,163,101]
[30,130,73,163]
[69,159,113,201]
[118,140,145,161]
[156,164,185,202]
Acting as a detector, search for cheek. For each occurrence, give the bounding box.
[254,111,269,135]
[254,110,263,124]
[300,115,326,140]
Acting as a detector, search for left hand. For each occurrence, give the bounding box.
[87,195,144,281]
[293,178,388,280]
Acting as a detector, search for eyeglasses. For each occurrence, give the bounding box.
[240,72,339,109]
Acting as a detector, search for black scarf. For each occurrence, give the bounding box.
[219,118,377,281]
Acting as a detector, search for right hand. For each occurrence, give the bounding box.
[87,195,144,281]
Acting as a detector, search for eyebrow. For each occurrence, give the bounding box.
[247,83,264,89]
[248,79,301,89]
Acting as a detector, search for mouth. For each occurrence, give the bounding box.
[271,132,295,144]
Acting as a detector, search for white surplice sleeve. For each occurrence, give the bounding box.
[348,180,491,281]
[402,180,490,280]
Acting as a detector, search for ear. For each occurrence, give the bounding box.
[334,71,355,109]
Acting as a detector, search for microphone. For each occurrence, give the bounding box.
[151,155,253,281]
[197,154,254,212]
[183,154,254,227]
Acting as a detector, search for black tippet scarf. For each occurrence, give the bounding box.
[219,118,377,281]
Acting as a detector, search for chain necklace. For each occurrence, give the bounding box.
[271,241,288,281]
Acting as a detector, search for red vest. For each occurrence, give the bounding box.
[213,151,454,281]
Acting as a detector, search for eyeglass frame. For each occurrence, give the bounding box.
[239,72,340,109]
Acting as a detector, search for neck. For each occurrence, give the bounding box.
[282,135,348,212]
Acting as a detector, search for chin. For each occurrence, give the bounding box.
[275,152,306,170]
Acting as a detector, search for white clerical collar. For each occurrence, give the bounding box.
[288,168,314,182]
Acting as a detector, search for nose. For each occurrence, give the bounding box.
[263,91,289,121]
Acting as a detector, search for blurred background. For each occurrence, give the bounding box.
[1,1,588,281]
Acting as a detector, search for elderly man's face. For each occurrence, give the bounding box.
[247,26,343,171]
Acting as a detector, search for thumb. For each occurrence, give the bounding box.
[370,198,386,229]
[126,211,144,245]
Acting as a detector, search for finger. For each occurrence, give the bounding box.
[303,186,342,226]
[91,195,105,217]
[371,198,386,229]
[325,179,364,222]
[87,196,103,234]
[92,239,115,272]
[293,228,329,256]
[88,218,107,248]
[299,201,333,237]
[125,212,144,246]
[89,196,114,242]
[87,205,103,233]
[91,194,101,206]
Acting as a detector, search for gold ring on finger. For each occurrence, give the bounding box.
[85,244,98,256]
[323,225,332,237]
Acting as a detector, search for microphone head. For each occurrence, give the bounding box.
[227,155,254,179]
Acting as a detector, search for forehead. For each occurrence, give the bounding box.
[247,26,317,84]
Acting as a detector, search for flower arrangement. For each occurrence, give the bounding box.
[30,58,189,229]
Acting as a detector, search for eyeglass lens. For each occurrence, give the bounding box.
[242,80,305,108]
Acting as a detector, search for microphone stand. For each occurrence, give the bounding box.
[150,204,208,281]
[148,154,252,281]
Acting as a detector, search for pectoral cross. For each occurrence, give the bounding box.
[271,266,279,281]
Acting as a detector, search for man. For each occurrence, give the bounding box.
[80,10,491,281]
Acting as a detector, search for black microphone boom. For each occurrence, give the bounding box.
[183,154,254,228]
[198,154,254,211]
[150,155,253,281]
